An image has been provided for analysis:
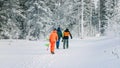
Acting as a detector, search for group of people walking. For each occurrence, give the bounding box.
[49,26,72,54]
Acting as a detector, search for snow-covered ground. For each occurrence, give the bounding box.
[0,37,120,68]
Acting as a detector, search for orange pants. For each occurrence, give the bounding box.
[50,41,55,53]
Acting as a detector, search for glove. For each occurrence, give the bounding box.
[61,39,63,42]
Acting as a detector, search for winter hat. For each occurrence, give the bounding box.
[53,28,56,31]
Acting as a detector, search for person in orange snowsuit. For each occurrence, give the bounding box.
[49,28,58,54]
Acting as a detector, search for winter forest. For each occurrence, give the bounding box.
[0,0,120,40]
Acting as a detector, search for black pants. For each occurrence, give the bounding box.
[63,39,69,49]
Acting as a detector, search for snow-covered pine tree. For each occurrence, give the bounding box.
[0,0,27,39]
[1,0,119,39]
[105,0,120,37]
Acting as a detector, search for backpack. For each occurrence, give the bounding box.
[64,32,70,36]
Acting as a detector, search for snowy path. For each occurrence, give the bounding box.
[0,37,120,68]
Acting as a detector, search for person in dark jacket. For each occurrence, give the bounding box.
[56,26,62,49]
[63,28,72,49]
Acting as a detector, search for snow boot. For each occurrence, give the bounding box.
[51,52,55,54]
